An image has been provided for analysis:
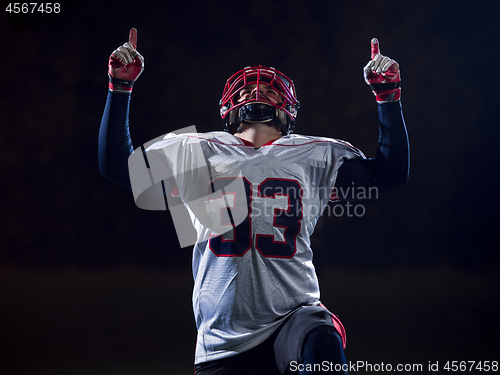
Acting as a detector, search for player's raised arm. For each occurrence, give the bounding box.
[335,38,409,199]
[98,28,145,188]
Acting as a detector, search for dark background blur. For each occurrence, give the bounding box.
[1,0,499,374]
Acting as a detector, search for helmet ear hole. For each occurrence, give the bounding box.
[277,109,287,127]
[224,108,241,134]
[228,108,236,124]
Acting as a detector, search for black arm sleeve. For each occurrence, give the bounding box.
[335,101,409,200]
[98,91,134,188]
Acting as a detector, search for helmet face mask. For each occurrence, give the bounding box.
[220,66,300,135]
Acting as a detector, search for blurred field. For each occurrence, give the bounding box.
[1,266,498,375]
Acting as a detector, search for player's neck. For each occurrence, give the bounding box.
[234,123,282,148]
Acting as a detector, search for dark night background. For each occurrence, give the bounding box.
[1,1,499,374]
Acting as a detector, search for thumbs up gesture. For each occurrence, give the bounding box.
[108,28,145,93]
[363,38,401,103]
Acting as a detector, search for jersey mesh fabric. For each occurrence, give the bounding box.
[146,131,364,364]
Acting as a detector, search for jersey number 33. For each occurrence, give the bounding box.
[209,177,303,259]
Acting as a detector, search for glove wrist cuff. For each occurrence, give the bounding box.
[108,74,134,93]
[370,81,401,103]
[369,81,401,92]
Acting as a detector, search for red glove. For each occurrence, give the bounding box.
[108,28,144,93]
[363,38,401,103]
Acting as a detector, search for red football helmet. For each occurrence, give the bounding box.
[220,66,300,135]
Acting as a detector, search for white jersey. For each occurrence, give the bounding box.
[146,131,364,364]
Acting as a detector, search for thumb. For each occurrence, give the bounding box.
[129,28,138,50]
[371,38,380,59]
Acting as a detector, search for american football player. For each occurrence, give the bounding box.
[98,28,409,374]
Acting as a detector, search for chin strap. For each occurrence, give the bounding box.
[239,103,275,122]
[225,103,292,135]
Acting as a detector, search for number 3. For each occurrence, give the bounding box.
[209,178,303,259]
